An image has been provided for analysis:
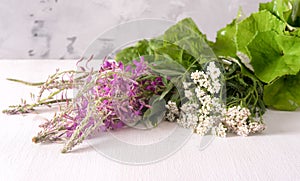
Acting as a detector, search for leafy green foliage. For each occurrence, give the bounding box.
[289,27,300,36]
[236,10,286,56]
[260,0,300,27]
[148,60,187,78]
[211,0,300,111]
[115,0,300,111]
[248,31,300,83]
[115,40,154,64]
[264,72,300,111]
[259,0,293,22]
[213,19,237,58]
[116,18,225,110]
[142,95,167,127]
[224,61,266,116]
[116,18,215,70]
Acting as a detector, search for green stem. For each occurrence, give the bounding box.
[6,78,44,86]
[39,89,66,103]
[2,98,72,114]
[32,98,72,108]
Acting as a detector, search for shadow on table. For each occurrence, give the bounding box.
[263,109,300,136]
[36,109,300,154]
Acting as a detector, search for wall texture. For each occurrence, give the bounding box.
[0,0,268,59]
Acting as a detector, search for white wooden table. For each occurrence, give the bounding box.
[0,60,299,181]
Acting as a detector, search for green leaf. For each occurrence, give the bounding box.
[289,27,300,36]
[116,18,215,69]
[213,19,237,58]
[163,18,217,64]
[260,0,300,27]
[152,42,194,69]
[115,40,153,64]
[163,18,205,43]
[142,95,166,126]
[264,72,300,111]
[159,82,174,101]
[212,8,245,58]
[259,0,293,22]
[148,60,187,78]
[248,31,300,83]
[291,0,300,26]
[236,10,286,56]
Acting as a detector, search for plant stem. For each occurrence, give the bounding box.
[2,98,72,115]
[6,78,45,86]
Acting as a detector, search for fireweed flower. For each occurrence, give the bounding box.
[33,57,165,152]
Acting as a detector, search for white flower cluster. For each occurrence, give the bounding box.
[191,64,221,95]
[215,122,227,138]
[206,62,222,94]
[178,62,224,136]
[164,62,266,138]
[177,102,199,129]
[165,101,179,122]
[221,106,266,136]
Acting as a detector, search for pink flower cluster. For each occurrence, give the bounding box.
[33,57,165,144]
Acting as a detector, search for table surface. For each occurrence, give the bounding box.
[0,60,300,181]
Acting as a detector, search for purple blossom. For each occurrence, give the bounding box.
[132,57,148,77]
[34,57,166,145]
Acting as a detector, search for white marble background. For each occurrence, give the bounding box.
[0,0,268,59]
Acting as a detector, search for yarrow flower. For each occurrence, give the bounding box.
[215,123,227,138]
[206,61,221,81]
[173,62,265,138]
[177,102,199,129]
[165,101,179,122]
[177,62,224,136]
[221,106,266,137]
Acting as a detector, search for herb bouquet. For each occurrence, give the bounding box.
[3,0,300,153]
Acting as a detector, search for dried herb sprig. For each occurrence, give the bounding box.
[2,69,90,115]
